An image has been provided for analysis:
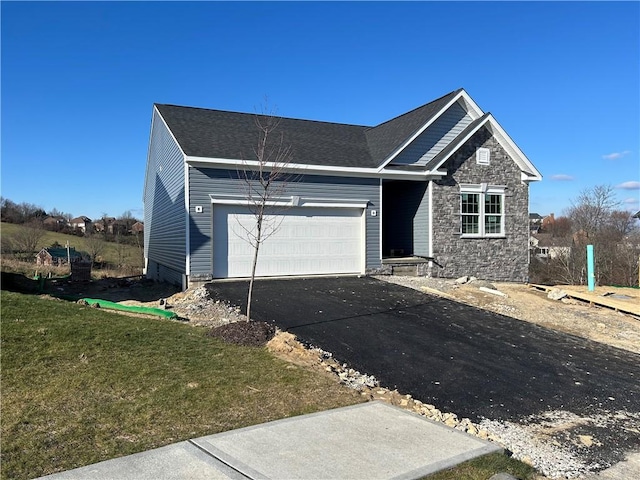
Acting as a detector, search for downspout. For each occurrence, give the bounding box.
[184,160,191,290]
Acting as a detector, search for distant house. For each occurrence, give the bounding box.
[529,213,543,233]
[541,213,556,232]
[114,219,136,235]
[43,215,66,230]
[530,233,572,259]
[36,247,84,266]
[69,216,92,233]
[145,88,542,289]
[131,221,144,234]
[95,217,136,235]
[94,217,116,233]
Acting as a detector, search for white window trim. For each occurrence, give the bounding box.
[459,184,505,238]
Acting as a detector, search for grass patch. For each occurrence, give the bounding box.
[1,222,143,270]
[1,291,363,479]
[425,452,539,479]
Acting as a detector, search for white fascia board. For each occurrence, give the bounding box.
[186,162,446,184]
[143,106,157,203]
[377,89,484,172]
[187,156,443,181]
[487,116,542,181]
[378,169,444,181]
[426,114,543,183]
[144,106,189,204]
[521,172,541,183]
[153,105,188,159]
[186,156,383,177]
[457,90,484,119]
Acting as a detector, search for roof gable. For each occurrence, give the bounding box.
[416,113,542,182]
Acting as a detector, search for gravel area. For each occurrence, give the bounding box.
[373,275,640,479]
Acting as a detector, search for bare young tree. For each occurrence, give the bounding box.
[566,184,618,236]
[235,108,297,321]
[10,220,46,255]
[84,233,107,267]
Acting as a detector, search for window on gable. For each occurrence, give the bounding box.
[459,184,505,237]
[476,147,490,165]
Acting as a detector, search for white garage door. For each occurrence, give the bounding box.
[213,205,364,278]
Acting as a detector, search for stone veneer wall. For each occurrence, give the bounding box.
[430,127,530,282]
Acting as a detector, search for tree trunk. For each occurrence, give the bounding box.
[246,205,264,321]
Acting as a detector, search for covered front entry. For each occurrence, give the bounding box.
[382,180,430,258]
[212,204,364,278]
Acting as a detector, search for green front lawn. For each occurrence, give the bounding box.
[1,291,363,479]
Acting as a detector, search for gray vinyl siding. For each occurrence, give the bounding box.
[382,181,429,257]
[144,109,187,280]
[413,183,430,256]
[392,102,472,166]
[187,167,381,277]
[146,259,184,287]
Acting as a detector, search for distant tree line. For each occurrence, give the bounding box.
[530,185,640,287]
[1,197,142,238]
[0,198,49,224]
[1,197,144,269]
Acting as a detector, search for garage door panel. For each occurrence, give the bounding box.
[213,205,363,278]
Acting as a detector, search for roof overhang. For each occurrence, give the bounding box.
[186,156,442,181]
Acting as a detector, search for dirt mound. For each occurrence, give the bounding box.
[207,321,275,347]
[266,331,323,368]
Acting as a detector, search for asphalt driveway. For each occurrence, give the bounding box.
[205,276,640,468]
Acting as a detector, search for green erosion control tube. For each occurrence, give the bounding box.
[82,298,177,320]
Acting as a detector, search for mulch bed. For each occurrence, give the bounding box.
[207,321,276,347]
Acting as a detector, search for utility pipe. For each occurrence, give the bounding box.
[586,244,595,292]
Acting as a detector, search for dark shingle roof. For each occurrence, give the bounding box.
[365,89,463,165]
[155,105,376,168]
[155,89,463,169]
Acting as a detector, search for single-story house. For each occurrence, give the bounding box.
[530,233,572,259]
[36,247,84,266]
[144,88,542,289]
[43,215,66,230]
[131,221,144,234]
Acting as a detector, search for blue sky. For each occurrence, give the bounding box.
[2,1,639,221]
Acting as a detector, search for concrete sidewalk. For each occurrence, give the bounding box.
[38,402,501,480]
